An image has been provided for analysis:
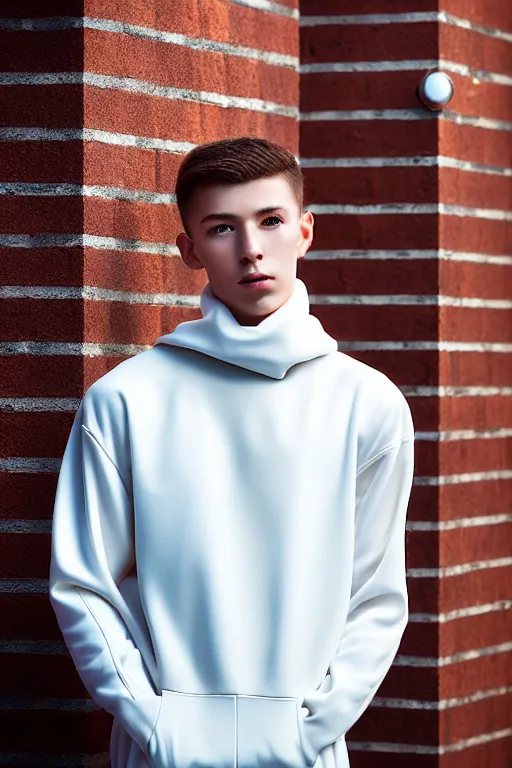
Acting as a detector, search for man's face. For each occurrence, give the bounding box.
[176,174,315,326]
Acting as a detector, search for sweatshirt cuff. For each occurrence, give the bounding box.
[116,694,162,758]
[299,710,335,766]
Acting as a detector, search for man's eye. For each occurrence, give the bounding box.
[209,216,282,236]
[263,215,282,227]
[210,224,232,235]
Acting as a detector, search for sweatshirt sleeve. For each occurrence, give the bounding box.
[299,420,415,763]
[49,396,161,758]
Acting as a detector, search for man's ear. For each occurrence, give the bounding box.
[176,232,204,271]
[297,210,314,260]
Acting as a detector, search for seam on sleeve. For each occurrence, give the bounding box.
[82,424,131,499]
[76,586,136,701]
[356,435,414,477]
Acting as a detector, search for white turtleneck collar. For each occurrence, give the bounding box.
[153,278,338,379]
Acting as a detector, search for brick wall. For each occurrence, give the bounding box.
[0,0,510,765]
[299,1,511,766]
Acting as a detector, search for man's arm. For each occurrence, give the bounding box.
[299,418,415,764]
[49,395,161,758]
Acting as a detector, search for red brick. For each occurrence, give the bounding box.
[439,651,512,699]
[0,472,59,521]
[300,257,439,296]
[302,71,428,112]
[0,594,60,639]
[0,708,111,752]
[440,396,512,432]
[0,653,86,698]
[0,534,51,578]
[440,262,512,302]
[440,120,512,170]
[303,166,438,206]
[301,119,438,160]
[0,85,83,128]
[438,437,511,474]
[301,21,438,64]
[440,609,512,656]
[439,568,511,613]
[87,0,298,56]
[0,411,75,456]
[442,0,512,34]
[0,30,83,71]
[83,29,298,108]
[440,21,512,76]
[440,167,512,211]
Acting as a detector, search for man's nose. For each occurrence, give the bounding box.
[239,225,263,260]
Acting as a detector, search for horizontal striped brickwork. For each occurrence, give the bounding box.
[1,0,510,764]
[300,1,511,765]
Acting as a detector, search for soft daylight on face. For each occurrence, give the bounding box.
[176,174,315,326]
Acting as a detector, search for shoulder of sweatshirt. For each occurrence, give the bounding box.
[335,352,415,471]
[79,348,163,475]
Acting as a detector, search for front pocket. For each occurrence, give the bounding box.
[148,690,236,768]
[236,694,313,768]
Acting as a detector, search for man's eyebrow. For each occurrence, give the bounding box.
[199,206,287,224]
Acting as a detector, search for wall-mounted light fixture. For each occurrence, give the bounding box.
[418,70,454,111]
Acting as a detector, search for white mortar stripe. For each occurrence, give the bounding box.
[348,729,512,754]
[0,342,149,357]
[0,285,199,305]
[408,515,512,530]
[0,126,198,153]
[415,428,512,440]
[0,579,48,593]
[440,11,512,43]
[0,397,81,411]
[83,17,298,68]
[0,457,63,471]
[401,386,512,396]
[0,520,52,533]
[301,156,512,176]
[307,249,512,264]
[0,16,298,67]
[0,72,299,119]
[0,340,510,356]
[316,295,512,308]
[395,643,512,667]
[308,203,512,220]
[300,109,512,132]
[228,0,298,19]
[0,755,109,768]
[300,59,512,86]
[0,640,67,654]
[338,342,512,352]
[0,182,175,204]
[444,109,512,131]
[299,12,512,44]
[0,695,98,712]
[409,601,512,622]
[371,686,512,710]
[408,556,512,577]
[3,286,511,310]
[0,233,178,254]
[414,470,512,485]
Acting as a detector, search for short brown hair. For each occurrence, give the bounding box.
[175,136,304,237]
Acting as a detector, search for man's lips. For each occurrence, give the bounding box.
[238,275,274,284]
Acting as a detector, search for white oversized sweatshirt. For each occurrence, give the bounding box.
[49,277,415,768]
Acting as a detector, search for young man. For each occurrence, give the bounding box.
[49,136,415,768]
